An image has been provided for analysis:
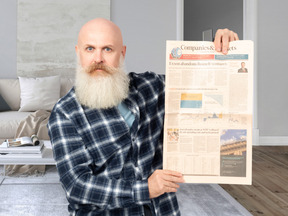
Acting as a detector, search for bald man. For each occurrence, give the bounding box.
[48,18,238,216]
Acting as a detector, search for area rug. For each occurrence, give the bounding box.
[177,183,252,216]
[0,165,251,216]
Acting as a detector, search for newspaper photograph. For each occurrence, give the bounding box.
[163,40,253,185]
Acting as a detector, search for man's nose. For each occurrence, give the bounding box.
[93,50,104,64]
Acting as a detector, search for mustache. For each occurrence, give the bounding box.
[86,63,114,75]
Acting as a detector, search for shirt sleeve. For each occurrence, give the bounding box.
[47,109,151,211]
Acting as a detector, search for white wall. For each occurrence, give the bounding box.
[111,0,178,74]
[258,0,288,137]
[0,0,17,78]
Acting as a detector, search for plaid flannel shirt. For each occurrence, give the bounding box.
[47,72,180,216]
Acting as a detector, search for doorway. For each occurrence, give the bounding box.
[184,0,243,41]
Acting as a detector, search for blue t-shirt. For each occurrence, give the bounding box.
[117,102,135,128]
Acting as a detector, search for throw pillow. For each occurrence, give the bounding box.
[18,76,60,112]
[0,94,11,111]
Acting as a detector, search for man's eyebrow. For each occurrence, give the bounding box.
[84,44,95,47]
[103,44,115,48]
[84,43,114,47]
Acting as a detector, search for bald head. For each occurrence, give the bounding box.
[77,18,124,47]
[75,18,126,73]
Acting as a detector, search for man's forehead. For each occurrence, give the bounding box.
[78,28,121,47]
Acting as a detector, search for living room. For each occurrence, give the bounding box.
[0,0,287,215]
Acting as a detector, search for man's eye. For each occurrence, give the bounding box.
[104,47,112,52]
[86,47,94,51]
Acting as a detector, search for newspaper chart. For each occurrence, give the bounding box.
[163,40,253,185]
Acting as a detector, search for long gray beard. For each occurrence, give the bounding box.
[75,61,130,109]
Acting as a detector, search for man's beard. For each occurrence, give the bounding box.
[75,58,130,109]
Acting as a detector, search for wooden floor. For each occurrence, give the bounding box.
[220,146,288,216]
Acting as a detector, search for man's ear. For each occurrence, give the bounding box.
[122,46,127,58]
[75,45,79,54]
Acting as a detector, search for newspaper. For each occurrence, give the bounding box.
[163,40,253,185]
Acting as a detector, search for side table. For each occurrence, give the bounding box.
[0,140,55,176]
[0,147,55,165]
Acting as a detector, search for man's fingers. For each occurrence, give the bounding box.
[148,169,184,198]
[227,31,239,43]
[234,32,239,40]
[163,169,183,177]
[164,180,181,189]
[165,186,178,193]
[214,29,223,52]
[214,28,239,55]
[220,29,230,54]
[162,170,185,183]
[162,173,185,183]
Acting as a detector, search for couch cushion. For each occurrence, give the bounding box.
[19,76,61,112]
[0,111,32,139]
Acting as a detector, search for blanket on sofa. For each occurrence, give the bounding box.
[6,110,51,176]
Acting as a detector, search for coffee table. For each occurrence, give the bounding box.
[0,140,55,165]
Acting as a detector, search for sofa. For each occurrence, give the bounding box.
[0,76,74,139]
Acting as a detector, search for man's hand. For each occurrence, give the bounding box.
[214,28,239,55]
[148,169,185,199]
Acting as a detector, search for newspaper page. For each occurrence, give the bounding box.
[163,40,253,185]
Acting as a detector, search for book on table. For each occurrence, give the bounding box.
[5,134,40,147]
[0,135,44,158]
